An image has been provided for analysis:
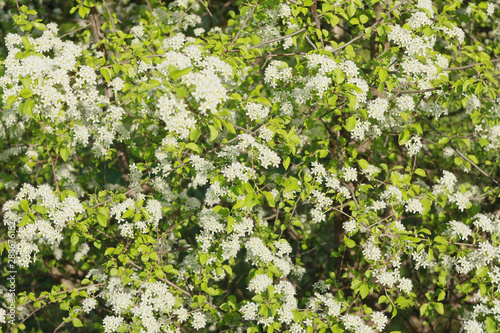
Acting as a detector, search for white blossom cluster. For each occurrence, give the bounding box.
[109,196,163,237]
[432,171,472,212]
[3,184,84,267]
[264,61,293,88]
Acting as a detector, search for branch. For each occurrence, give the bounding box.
[391,87,440,94]
[59,24,90,38]
[332,0,408,53]
[420,116,500,185]
[443,58,500,71]
[256,52,307,58]
[311,0,324,48]
[249,27,308,50]
[222,1,259,55]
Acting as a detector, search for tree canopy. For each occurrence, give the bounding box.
[1,0,500,332]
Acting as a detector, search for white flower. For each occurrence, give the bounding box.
[372,311,388,331]
[396,95,415,111]
[362,237,381,261]
[245,102,270,121]
[82,298,98,313]
[102,316,124,333]
[277,3,292,18]
[109,78,125,91]
[240,302,259,320]
[259,126,274,142]
[367,98,389,121]
[342,167,358,182]
[191,312,207,330]
[448,220,472,240]
[371,200,387,211]
[405,198,423,214]
[343,219,357,234]
[194,27,205,36]
[405,136,423,156]
[351,120,370,141]
[463,319,484,333]
[408,11,433,30]
[487,3,495,17]
[130,25,144,38]
[450,191,471,212]
[175,307,189,323]
[248,274,273,294]
[375,268,398,287]
[398,277,413,294]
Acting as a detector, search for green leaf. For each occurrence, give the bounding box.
[190,127,201,141]
[97,214,108,227]
[34,205,46,214]
[414,168,426,177]
[169,66,192,80]
[6,95,18,108]
[379,68,387,82]
[223,265,233,275]
[263,191,275,207]
[33,22,46,30]
[344,235,356,248]
[122,209,134,219]
[360,284,369,299]
[23,98,34,117]
[18,214,30,227]
[232,199,245,210]
[199,253,208,265]
[186,142,203,154]
[223,120,236,134]
[399,128,410,145]
[345,116,357,131]
[477,266,488,278]
[73,318,83,327]
[283,155,290,170]
[347,3,356,17]
[20,199,29,212]
[434,236,448,245]
[100,68,111,84]
[420,303,429,316]
[104,248,114,256]
[357,159,370,169]
[60,146,70,162]
[255,96,272,107]
[209,125,219,142]
[485,317,496,333]
[79,7,86,19]
[71,233,79,246]
[20,88,33,98]
[434,302,444,315]
[329,14,340,26]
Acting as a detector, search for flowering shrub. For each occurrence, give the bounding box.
[0,0,500,332]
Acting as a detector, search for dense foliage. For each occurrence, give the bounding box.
[1,0,500,332]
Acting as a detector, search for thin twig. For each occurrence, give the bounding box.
[420,116,500,185]
[443,58,500,71]
[249,27,308,50]
[391,87,440,94]
[48,150,60,192]
[222,1,259,55]
[59,24,90,38]
[332,0,408,53]
[145,0,153,12]
[305,35,318,50]
[256,52,307,58]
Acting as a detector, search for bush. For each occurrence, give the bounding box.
[1,0,500,332]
